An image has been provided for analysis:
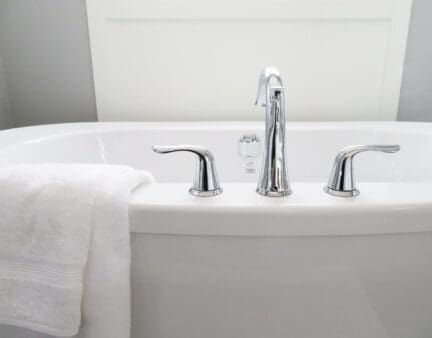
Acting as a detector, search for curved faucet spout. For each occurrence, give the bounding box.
[255,67,284,107]
[255,67,291,197]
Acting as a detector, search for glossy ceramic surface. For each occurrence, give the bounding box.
[1,122,432,338]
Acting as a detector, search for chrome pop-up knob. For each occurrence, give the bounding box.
[152,145,222,197]
[324,144,400,197]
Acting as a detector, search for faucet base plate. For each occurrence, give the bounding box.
[189,187,223,197]
[256,187,292,197]
[324,186,360,197]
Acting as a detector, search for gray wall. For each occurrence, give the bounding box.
[0,0,96,128]
[0,0,430,128]
[0,55,12,129]
[397,0,432,121]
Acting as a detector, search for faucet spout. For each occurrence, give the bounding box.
[255,67,283,107]
[255,67,291,197]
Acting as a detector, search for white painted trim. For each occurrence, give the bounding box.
[105,0,396,20]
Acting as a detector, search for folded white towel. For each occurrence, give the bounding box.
[0,164,154,337]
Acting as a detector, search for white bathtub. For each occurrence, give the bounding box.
[1,121,432,338]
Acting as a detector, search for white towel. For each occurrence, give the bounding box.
[0,164,154,337]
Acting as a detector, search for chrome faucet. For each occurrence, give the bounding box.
[255,67,291,197]
[324,144,400,197]
[152,145,223,197]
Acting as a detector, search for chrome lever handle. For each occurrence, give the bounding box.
[324,144,400,197]
[152,145,223,197]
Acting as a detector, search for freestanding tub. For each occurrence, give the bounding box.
[1,121,432,338]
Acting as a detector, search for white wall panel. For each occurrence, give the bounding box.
[86,0,412,121]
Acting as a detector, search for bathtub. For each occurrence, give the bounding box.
[1,121,432,338]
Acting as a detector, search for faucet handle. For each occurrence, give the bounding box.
[324,144,400,197]
[255,67,283,107]
[152,145,223,197]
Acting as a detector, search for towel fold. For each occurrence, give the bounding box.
[0,164,154,337]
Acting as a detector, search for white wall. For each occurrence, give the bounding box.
[0,0,430,126]
[87,0,412,122]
